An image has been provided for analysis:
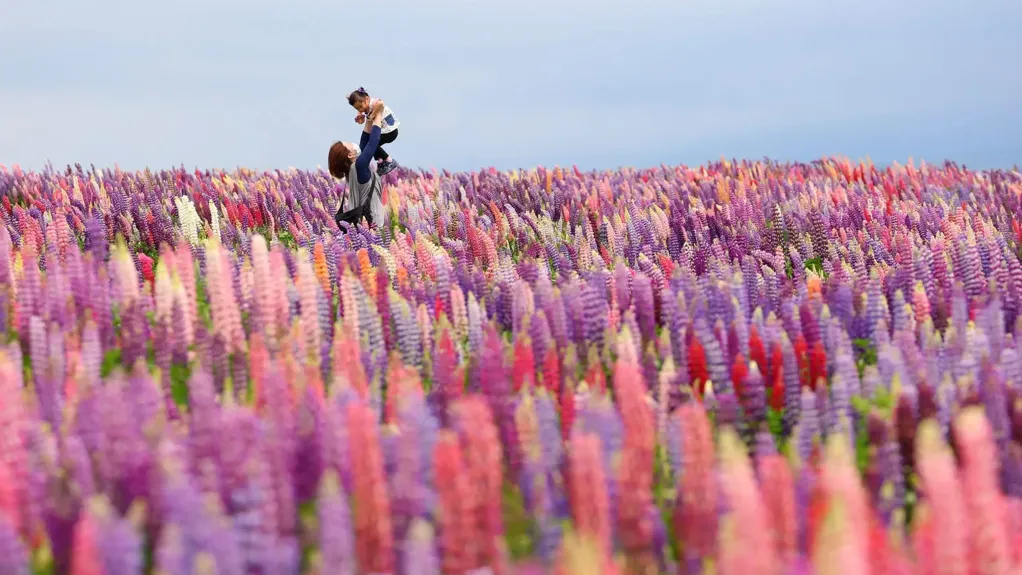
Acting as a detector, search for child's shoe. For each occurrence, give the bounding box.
[378,159,399,176]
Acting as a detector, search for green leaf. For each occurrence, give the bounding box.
[170,363,192,407]
[766,407,785,443]
[502,480,535,560]
[101,348,123,377]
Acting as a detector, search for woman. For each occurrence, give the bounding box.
[328,111,387,232]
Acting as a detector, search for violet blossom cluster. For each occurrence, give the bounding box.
[0,158,1021,573]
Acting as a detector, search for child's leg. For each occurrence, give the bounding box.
[374,130,399,161]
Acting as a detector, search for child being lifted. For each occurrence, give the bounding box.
[348,87,400,176]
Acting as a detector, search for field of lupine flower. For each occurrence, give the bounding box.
[1,157,1022,574]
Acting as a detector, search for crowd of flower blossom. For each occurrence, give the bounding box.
[0,158,1021,574]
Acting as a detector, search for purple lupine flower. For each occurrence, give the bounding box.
[632,273,656,344]
[740,362,766,439]
[581,280,609,351]
[96,499,144,575]
[477,326,522,476]
[793,386,820,465]
[865,412,904,526]
[390,395,439,542]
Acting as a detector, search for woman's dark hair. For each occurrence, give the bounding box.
[328,142,353,179]
[347,87,369,106]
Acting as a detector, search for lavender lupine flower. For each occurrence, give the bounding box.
[401,519,440,575]
[315,470,355,575]
[793,386,820,465]
[0,514,29,575]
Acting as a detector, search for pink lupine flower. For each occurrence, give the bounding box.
[913,418,969,575]
[673,401,718,564]
[296,249,323,368]
[453,396,508,573]
[953,407,1013,574]
[346,400,394,574]
[69,503,102,575]
[0,348,28,539]
[758,454,797,568]
[613,333,655,565]
[567,432,611,554]
[811,434,870,575]
[434,430,476,575]
[250,234,273,335]
[331,323,368,399]
[717,428,778,575]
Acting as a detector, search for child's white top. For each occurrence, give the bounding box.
[369,97,400,133]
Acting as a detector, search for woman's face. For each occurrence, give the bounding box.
[345,143,359,159]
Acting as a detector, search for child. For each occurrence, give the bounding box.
[348,87,400,176]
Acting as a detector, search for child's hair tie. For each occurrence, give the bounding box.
[357,87,367,95]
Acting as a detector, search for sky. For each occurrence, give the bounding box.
[2,0,1021,173]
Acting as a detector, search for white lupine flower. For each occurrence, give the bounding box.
[175,195,201,247]
[209,201,222,242]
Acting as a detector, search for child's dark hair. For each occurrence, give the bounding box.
[328,142,352,179]
[347,87,369,106]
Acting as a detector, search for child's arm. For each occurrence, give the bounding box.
[370,100,386,120]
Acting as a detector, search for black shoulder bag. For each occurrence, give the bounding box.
[334,173,379,234]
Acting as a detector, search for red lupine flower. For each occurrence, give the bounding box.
[794,334,810,388]
[559,376,576,439]
[542,345,561,395]
[809,341,827,390]
[585,363,606,395]
[749,324,767,377]
[731,353,749,398]
[769,356,785,412]
[512,337,535,392]
[687,336,709,399]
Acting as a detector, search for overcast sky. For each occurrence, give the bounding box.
[2,0,1020,173]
